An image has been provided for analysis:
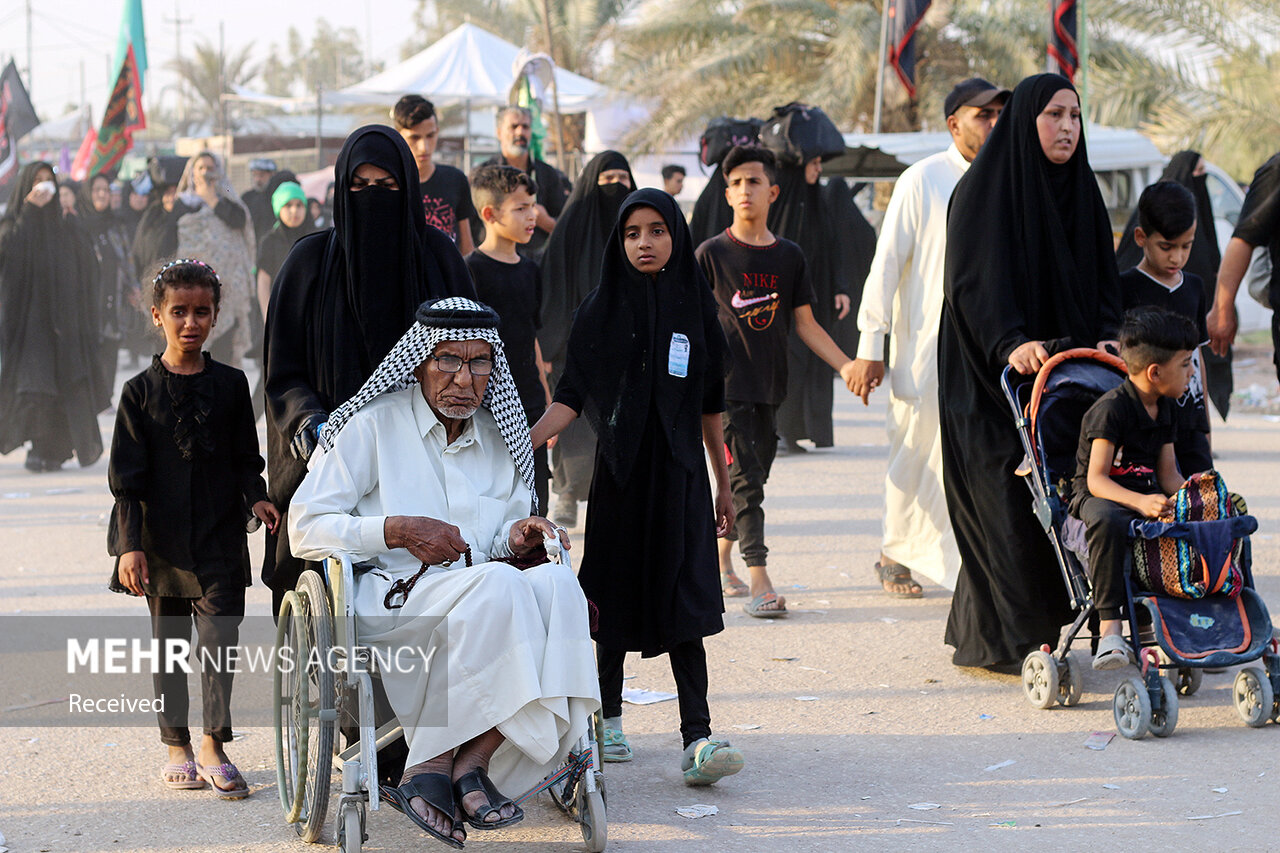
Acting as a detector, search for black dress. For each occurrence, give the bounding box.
[940,75,1122,667]
[107,355,268,597]
[554,188,727,655]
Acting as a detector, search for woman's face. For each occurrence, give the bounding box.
[1193,157,1206,177]
[350,162,399,191]
[59,184,77,215]
[90,177,112,212]
[804,157,822,185]
[1036,88,1081,165]
[622,206,672,275]
[597,169,631,188]
[129,190,149,211]
[193,155,218,187]
[280,199,306,229]
[33,166,54,186]
[162,186,178,211]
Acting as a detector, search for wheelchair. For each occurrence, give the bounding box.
[273,536,608,851]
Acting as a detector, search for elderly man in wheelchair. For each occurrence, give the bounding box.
[288,297,601,848]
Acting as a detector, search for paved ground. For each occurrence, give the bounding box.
[1,351,1278,852]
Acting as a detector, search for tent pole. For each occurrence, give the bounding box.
[465,96,472,172]
[538,0,565,167]
[316,83,323,169]
[873,0,890,134]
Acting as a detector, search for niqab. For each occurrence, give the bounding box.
[537,150,636,366]
[562,188,725,484]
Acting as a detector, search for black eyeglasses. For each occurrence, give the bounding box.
[431,355,493,376]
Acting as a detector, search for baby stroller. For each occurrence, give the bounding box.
[1000,348,1279,739]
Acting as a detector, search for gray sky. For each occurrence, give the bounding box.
[0,0,419,121]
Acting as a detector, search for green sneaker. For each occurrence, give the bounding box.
[681,738,743,786]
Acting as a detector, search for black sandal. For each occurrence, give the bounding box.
[454,767,525,830]
[380,772,466,848]
[874,561,924,599]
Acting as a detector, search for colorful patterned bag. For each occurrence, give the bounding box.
[1131,471,1246,599]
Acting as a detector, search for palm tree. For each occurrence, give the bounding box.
[168,41,261,132]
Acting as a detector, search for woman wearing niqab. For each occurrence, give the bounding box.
[1116,150,1230,416]
[939,74,1121,668]
[0,161,102,471]
[537,150,636,524]
[262,125,475,605]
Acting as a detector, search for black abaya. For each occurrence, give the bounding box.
[0,162,103,467]
[1116,151,1231,418]
[939,75,1122,667]
[554,188,727,653]
[262,125,475,595]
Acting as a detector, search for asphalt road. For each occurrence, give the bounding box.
[1,356,1278,853]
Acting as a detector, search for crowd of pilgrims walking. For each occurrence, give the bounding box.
[5,71,1279,796]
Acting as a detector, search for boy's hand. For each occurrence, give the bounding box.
[1137,493,1173,519]
[838,360,860,393]
[713,485,735,537]
[1208,303,1237,357]
[834,293,851,320]
[1008,340,1050,375]
[253,500,281,534]
[118,551,149,596]
[848,358,884,405]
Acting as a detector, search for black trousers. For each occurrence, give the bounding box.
[1077,496,1141,621]
[147,580,245,745]
[722,400,778,567]
[597,641,711,749]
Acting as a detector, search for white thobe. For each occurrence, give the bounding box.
[857,144,969,590]
[289,388,600,795]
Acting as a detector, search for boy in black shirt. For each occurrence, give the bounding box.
[1120,180,1212,475]
[394,95,478,252]
[466,164,550,510]
[695,146,858,618]
[1069,307,1197,670]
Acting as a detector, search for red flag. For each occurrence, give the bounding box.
[886,0,932,98]
[74,45,145,180]
[1048,0,1079,81]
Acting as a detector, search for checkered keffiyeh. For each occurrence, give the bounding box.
[317,297,539,514]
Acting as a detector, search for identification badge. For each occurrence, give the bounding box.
[668,333,690,378]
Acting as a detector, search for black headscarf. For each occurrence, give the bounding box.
[822,177,876,351]
[538,150,636,366]
[690,165,731,247]
[1115,150,1221,282]
[561,188,725,484]
[943,73,1121,409]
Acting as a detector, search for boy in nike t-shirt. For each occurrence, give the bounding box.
[696,145,859,618]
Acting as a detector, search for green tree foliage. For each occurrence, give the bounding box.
[261,18,383,97]
[167,41,261,129]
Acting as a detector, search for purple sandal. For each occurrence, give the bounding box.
[160,759,206,790]
[195,761,250,799]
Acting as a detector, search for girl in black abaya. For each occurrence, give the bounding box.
[0,162,102,471]
[532,188,741,783]
[262,125,475,604]
[1116,151,1231,417]
[537,151,636,525]
[939,75,1121,669]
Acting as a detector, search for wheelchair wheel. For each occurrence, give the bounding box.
[1233,667,1274,728]
[1113,675,1151,739]
[1021,650,1059,710]
[274,570,336,842]
[1058,655,1083,707]
[337,801,365,853]
[579,780,607,852]
[1148,676,1178,738]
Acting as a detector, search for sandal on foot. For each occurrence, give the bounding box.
[194,761,249,799]
[380,772,466,848]
[454,768,524,830]
[601,727,633,762]
[720,570,749,598]
[682,738,744,786]
[875,561,923,599]
[1092,634,1134,671]
[160,760,206,790]
[743,591,788,618]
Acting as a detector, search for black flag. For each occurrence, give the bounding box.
[0,60,39,204]
[1048,0,1079,81]
[887,0,932,98]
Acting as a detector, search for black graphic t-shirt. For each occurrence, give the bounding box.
[421,164,477,243]
[696,229,816,404]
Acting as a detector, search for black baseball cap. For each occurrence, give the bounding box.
[943,78,1010,120]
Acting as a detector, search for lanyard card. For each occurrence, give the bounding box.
[668,332,690,378]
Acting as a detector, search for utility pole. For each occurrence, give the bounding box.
[537,0,564,168]
[25,0,32,100]
[165,1,194,128]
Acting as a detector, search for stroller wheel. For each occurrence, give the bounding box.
[1233,667,1274,728]
[1113,676,1151,739]
[1148,676,1178,738]
[1058,655,1083,707]
[1021,650,1059,710]
[1174,667,1202,696]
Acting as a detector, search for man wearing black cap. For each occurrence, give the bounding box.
[241,157,278,241]
[849,77,1008,598]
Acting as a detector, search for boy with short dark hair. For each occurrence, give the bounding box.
[696,145,858,618]
[466,163,551,510]
[1120,180,1212,476]
[662,164,686,196]
[1069,306,1199,670]
[393,94,477,252]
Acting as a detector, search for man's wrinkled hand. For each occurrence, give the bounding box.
[385,516,468,565]
[509,516,568,556]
